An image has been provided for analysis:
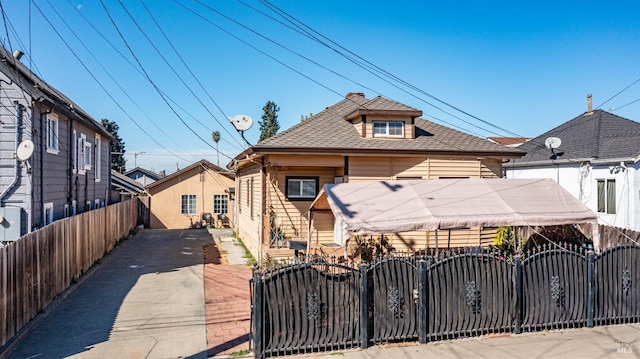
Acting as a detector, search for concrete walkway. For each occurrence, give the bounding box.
[5,229,211,359]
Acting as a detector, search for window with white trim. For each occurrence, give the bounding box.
[46,114,59,153]
[286,176,319,200]
[86,200,92,211]
[94,199,101,209]
[597,179,616,214]
[373,121,404,137]
[95,134,101,181]
[213,194,229,214]
[72,130,78,172]
[181,194,197,215]
[44,202,54,225]
[72,200,77,216]
[84,137,92,171]
[64,204,69,217]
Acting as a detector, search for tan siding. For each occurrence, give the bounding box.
[148,165,234,230]
[352,118,363,137]
[236,164,262,260]
[428,158,481,179]
[480,159,502,178]
[349,157,392,181]
[266,154,343,167]
[480,227,498,246]
[266,167,336,244]
[393,158,429,179]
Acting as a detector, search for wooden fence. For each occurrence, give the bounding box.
[0,198,143,348]
[252,243,640,358]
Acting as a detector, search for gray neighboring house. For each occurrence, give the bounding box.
[124,167,164,186]
[111,170,146,202]
[0,46,113,240]
[506,106,640,231]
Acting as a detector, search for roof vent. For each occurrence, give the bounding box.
[12,49,24,61]
[345,92,365,99]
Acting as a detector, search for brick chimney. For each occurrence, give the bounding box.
[587,94,593,113]
[345,92,365,99]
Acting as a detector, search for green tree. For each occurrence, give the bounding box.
[211,130,220,166]
[259,100,280,142]
[101,118,126,173]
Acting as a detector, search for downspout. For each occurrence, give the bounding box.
[0,103,25,202]
[68,118,74,214]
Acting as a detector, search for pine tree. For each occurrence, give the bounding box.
[259,100,280,142]
[100,118,126,173]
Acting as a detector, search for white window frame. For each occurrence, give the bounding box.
[72,200,77,216]
[597,179,616,214]
[44,202,54,225]
[72,129,78,173]
[46,113,59,154]
[77,133,86,175]
[86,200,92,211]
[373,121,404,138]
[286,177,318,200]
[64,204,69,217]
[213,194,229,214]
[181,194,197,215]
[94,199,101,209]
[84,136,92,171]
[95,134,101,181]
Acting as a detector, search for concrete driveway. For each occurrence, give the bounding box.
[6,229,212,359]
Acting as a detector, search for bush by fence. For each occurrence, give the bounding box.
[0,198,145,349]
[252,243,640,358]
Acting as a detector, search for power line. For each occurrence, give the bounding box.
[117,0,246,150]
[596,77,640,110]
[31,0,193,164]
[611,97,640,112]
[98,0,235,161]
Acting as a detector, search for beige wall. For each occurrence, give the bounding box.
[148,166,234,229]
[235,153,504,260]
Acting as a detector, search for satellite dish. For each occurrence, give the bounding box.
[16,140,34,161]
[229,114,253,131]
[544,137,562,149]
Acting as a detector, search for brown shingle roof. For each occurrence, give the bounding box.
[242,94,523,157]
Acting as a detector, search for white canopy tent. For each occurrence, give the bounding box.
[309,178,599,250]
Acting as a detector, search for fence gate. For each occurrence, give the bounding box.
[594,245,640,325]
[367,257,419,344]
[425,253,514,341]
[521,248,588,331]
[253,263,361,357]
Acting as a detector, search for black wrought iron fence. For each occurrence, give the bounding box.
[251,244,640,358]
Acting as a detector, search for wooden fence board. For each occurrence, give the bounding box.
[0,199,142,348]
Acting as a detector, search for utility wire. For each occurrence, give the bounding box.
[44,0,187,152]
[99,0,235,161]
[596,77,640,110]
[117,0,245,149]
[611,97,640,112]
[138,0,246,150]
[31,0,193,163]
[62,0,244,152]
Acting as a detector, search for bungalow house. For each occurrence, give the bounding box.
[146,159,234,229]
[0,46,113,241]
[505,100,640,231]
[229,92,524,261]
[125,166,164,186]
[111,170,146,202]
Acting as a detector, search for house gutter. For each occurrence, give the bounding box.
[507,157,636,168]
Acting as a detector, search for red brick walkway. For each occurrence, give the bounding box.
[204,243,253,357]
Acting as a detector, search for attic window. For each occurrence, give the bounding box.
[373,121,403,137]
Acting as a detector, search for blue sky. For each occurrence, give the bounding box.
[1,1,638,174]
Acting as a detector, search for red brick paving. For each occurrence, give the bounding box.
[204,242,253,357]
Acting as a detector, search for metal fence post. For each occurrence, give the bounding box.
[360,264,369,349]
[253,271,263,359]
[514,255,523,334]
[587,250,595,328]
[418,260,428,343]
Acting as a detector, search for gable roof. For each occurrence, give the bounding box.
[146,159,233,189]
[111,170,146,195]
[124,167,164,181]
[233,94,523,163]
[0,46,113,141]
[514,110,640,164]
